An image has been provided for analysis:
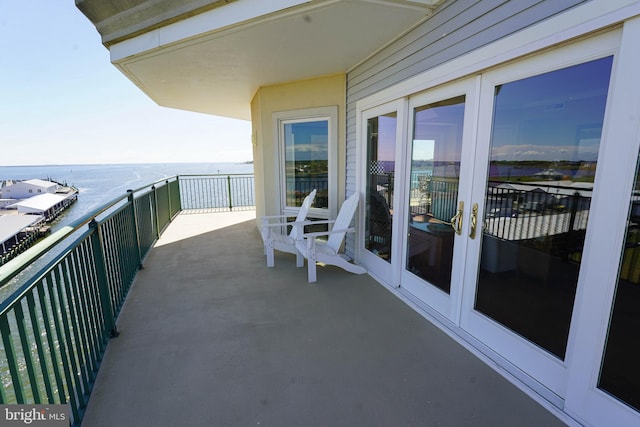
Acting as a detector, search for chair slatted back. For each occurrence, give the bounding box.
[327,192,359,252]
[289,189,316,240]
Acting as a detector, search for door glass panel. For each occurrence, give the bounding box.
[284,120,329,209]
[407,96,465,293]
[475,56,613,359]
[599,151,640,412]
[365,113,397,262]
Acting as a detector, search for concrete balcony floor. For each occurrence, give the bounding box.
[82,211,568,427]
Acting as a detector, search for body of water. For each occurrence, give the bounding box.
[0,162,254,231]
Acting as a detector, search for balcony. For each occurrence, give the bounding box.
[0,176,568,426]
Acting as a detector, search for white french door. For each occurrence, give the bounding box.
[459,32,619,398]
[358,100,407,285]
[563,18,640,427]
[399,78,479,322]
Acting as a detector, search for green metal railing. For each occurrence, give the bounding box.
[179,174,255,211]
[0,174,254,426]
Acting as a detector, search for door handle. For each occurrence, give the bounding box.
[469,203,478,239]
[450,201,464,235]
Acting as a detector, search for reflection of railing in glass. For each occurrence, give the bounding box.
[409,171,432,216]
[476,56,612,361]
[406,174,458,293]
[477,180,593,358]
[366,171,394,259]
[483,181,590,261]
[409,174,458,223]
[618,210,640,285]
[286,176,329,208]
[477,195,596,359]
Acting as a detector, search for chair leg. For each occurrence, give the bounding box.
[296,251,304,268]
[307,239,317,283]
[266,241,275,267]
[308,259,317,283]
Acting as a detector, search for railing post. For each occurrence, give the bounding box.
[166,180,173,222]
[227,175,233,211]
[152,185,160,239]
[127,190,144,269]
[0,317,26,403]
[175,176,182,212]
[89,219,120,339]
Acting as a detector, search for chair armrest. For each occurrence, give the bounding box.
[258,214,293,219]
[258,214,298,223]
[258,214,310,228]
[301,227,356,239]
[260,221,296,228]
[292,220,335,226]
[291,220,336,238]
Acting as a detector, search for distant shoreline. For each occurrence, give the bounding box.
[0,161,254,168]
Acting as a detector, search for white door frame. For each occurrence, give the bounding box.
[459,29,622,399]
[564,18,640,426]
[356,99,408,286]
[398,76,480,324]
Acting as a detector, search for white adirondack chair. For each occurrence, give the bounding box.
[257,189,316,268]
[294,192,367,283]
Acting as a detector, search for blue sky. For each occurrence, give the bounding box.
[0,1,252,166]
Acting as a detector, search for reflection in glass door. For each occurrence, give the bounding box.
[365,113,397,262]
[406,96,465,293]
[283,120,329,209]
[599,151,640,412]
[474,56,613,359]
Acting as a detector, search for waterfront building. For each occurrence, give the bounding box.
[0,214,44,258]
[0,179,60,199]
[77,1,640,425]
[0,179,77,264]
[9,192,77,219]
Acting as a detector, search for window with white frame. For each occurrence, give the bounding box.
[274,106,338,219]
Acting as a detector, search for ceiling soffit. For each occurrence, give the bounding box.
[107,0,444,119]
